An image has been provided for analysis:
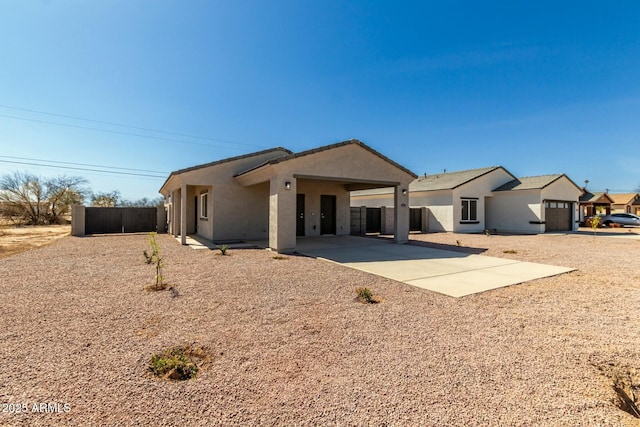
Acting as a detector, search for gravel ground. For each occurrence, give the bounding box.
[1,230,639,426]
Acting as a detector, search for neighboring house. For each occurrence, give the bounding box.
[487,174,583,233]
[579,191,614,222]
[351,167,582,233]
[159,139,416,253]
[609,193,640,215]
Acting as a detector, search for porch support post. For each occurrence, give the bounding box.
[269,175,296,253]
[421,207,429,233]
[393,184,410,244]
[359,206,367,236]
[171,189,179,237]
[180,183,187,245]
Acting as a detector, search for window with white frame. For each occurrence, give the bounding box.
[461,198,478,222]
[200,192,208,219]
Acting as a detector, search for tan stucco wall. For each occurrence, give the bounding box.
[162,150,289,242]
[349,192,394,208]
[250,143,413,250]
[243,144,411,187]
[297,180,350,237]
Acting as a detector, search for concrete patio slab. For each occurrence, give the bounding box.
[178,235,257,250]
[290,236,575,297]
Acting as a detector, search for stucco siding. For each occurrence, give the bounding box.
[297,180,350,237]
[161,141,416,250]
[212,182,270,241]
[193,185,213,240]
[486,190,544,233]
[540,178,582,202]
[540,177,582,231]
[284,144,412,185]
[349,192,394,208]
[409,191,453,232]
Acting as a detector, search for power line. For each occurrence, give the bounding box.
[0,159,166,179]
[0,114,253,150]
[0,155,168,174]
[0,104,266,149]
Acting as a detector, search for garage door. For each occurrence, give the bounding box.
[545,201,572,232]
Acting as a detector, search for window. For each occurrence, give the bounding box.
[461,199,477,222]
[200,192,208,219]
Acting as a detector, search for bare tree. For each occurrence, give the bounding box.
[120,196,164,207]
[91,190,121,207]
[0,171,88,225]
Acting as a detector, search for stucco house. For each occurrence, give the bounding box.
[351,167,582,233]
[609,193,640,215]
[352,167,514,233]
[160,139,416,253]
[486,174,583,233]
[579,191,613,222]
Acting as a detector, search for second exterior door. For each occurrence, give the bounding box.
[296,194,305,236]
[320,195,336,235]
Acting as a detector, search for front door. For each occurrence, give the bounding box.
[194,196,198,233]
[296,194,305,236]
[320,195,336,235]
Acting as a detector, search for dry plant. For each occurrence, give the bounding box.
[143,232,166,290]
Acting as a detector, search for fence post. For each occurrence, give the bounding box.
[71,205,86,236]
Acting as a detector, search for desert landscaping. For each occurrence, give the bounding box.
[1,228,640,426]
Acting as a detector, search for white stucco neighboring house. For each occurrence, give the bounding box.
[352,166,515,233]
[486,174,583,233]
[351,167,582,234]
[160,139,416,253]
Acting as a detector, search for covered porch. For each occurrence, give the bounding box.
[161,140,417,253]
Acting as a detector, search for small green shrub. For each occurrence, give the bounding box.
[590,215,601,237]
[150,346,201,380]
[143,232,166,290]
[217,244,229,255]
[503,249,518,254]
[356,287,380,304]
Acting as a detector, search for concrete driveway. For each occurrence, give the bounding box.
[293,236,575,297]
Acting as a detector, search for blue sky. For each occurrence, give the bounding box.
[1,1,639,200]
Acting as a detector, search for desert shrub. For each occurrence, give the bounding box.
[272,255,287,260]
[503,249,518,254]
[143,232,166,290]
[149,347,199,380]
[356,287,380,304]
[590,215,601,237]
[217,244,229,255]
[612,367,640,418]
